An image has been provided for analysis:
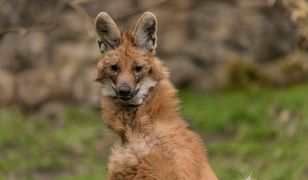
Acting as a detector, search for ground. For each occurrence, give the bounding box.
[0,84,308,179]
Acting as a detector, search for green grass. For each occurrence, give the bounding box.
[180,84,308,179]
[0,84,308,179]
[0,107,110,179]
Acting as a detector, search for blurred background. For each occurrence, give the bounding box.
[0,0,308,179]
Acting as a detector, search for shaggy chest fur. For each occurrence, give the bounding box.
[101,81,217,180]
[104,98,176,179]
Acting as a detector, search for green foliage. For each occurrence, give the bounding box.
[0,84,308,179]
[226,60,268,89]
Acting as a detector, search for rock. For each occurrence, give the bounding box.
[52,41,99,66]
[165,56,200,87]
[0,0,63,28]
[57,59,81,96]
[0,70,15,105]
[185,2,239,64]
[72,68,101,107]
[0,0,306,111]
[16,69,60,108]
[264,55,308,86]
[192,64,230,92]
[83,0,135,18]
[57,11,89,41]
[0,32,49,72]
[186,0,297,63]
[159,25,188,55]
[52,41,100,97]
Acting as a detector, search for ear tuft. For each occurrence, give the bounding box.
[95,12,121,53]
[133,12,157,53]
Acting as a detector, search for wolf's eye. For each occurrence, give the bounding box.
[111,64,118,72]
[134,66,142,73]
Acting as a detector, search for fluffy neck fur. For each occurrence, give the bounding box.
[101,78,182,143]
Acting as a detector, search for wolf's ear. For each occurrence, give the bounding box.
[133,12,157,53]
[95,12,121,53]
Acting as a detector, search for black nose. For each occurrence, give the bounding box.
[118,85,132,97]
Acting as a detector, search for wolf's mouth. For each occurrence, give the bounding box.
[118,96,132,101]
[117,88,140,101]
[109,83,134,101]
[100,77,156,106]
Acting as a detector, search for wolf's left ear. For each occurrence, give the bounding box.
[133,12,157,53]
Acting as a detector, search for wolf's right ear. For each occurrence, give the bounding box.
[95,12,121,53]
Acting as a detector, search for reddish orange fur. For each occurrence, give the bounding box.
[97,32,217,179]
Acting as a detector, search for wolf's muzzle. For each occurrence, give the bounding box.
[117,84,133,99]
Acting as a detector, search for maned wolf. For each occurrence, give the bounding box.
[94,11,217,180]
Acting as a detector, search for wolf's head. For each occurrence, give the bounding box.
[94,12,166,105]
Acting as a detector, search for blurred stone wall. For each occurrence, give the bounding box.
[0,0,307,111]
